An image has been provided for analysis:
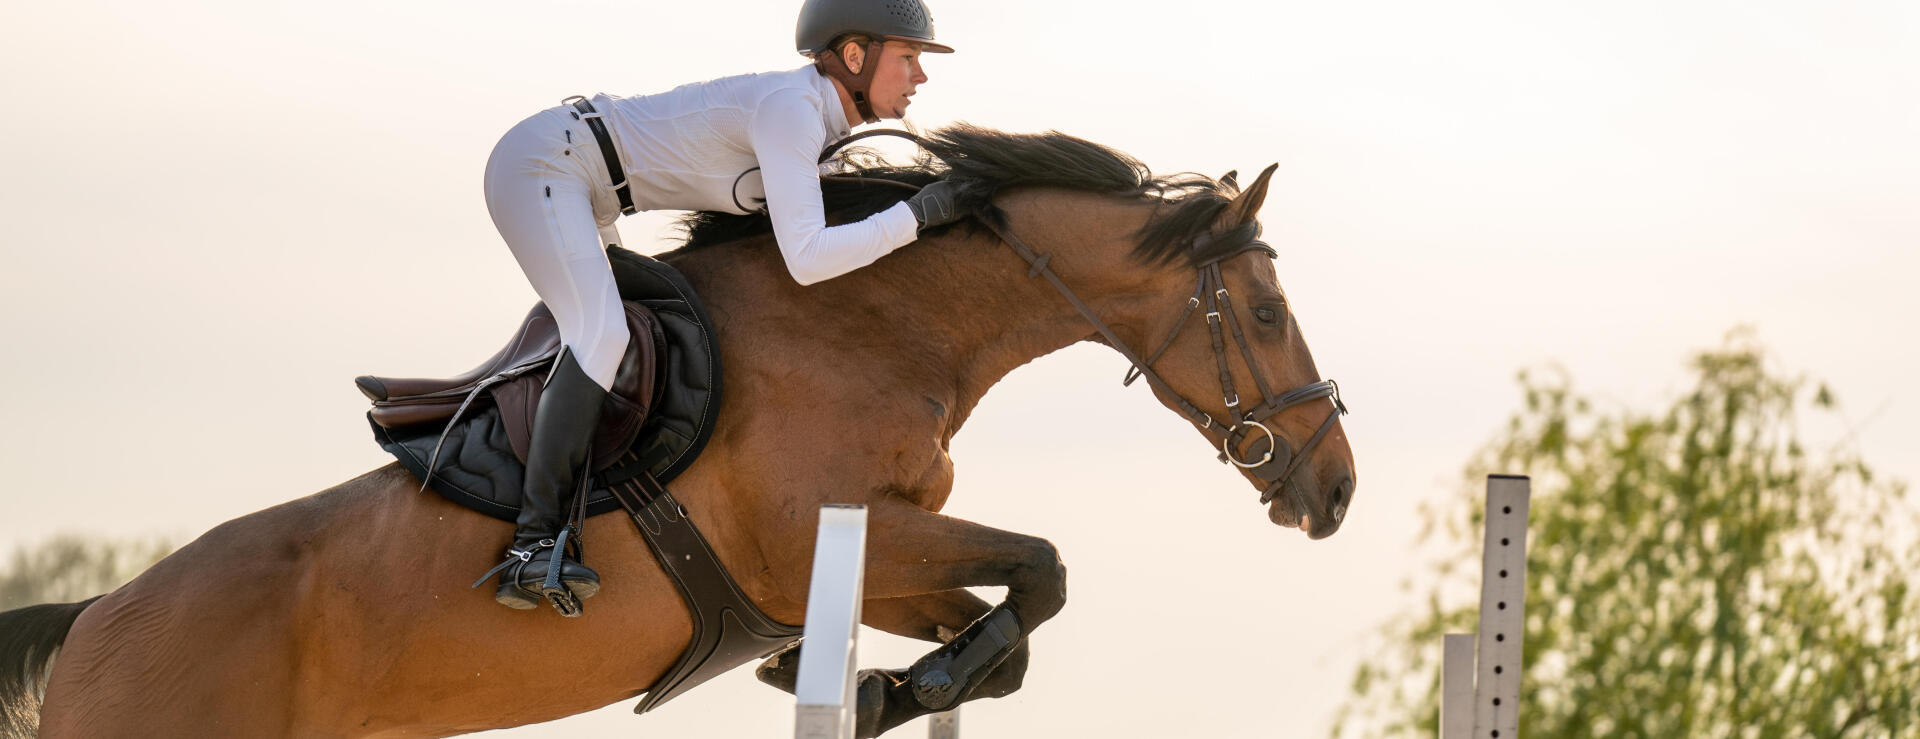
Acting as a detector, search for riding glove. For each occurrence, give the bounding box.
[905,180,965,231]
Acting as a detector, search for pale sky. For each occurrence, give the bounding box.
[3,0,1916,736]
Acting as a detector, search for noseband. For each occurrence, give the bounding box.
[816,130,1349,514]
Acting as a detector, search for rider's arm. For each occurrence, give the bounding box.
[749,89,919,286]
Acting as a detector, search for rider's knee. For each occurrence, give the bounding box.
[575,322,631,390]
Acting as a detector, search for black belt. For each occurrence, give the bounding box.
[562,95,637,216]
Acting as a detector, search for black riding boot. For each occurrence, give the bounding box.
[487,348,605,615]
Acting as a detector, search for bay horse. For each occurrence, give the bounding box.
[1,125,1356,738]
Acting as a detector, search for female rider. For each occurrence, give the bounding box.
[480,0,961,613]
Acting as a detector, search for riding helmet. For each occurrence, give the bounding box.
[796,0,955,55]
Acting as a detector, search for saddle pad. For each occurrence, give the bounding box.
[371,247,722,521]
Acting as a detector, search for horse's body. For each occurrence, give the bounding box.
[6,128,1355,738]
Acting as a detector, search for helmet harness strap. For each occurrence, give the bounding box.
[815,38,889,124]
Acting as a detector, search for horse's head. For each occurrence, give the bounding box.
[989,162,1350,539]
[1114,164,1355,538]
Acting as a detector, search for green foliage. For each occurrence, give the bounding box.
[1335,333,1920,738]
[0,534,173,611]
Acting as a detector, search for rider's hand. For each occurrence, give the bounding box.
[905,180,965,231]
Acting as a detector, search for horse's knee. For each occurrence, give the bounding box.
[1008,538,1066,624]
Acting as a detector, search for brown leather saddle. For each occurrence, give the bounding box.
[358,247,801,716]
[355,300,661,474]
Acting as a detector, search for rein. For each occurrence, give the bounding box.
[816,131,1349,514]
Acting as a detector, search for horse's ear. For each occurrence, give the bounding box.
[1218,163,1278,226]
[1220,170,1239,189]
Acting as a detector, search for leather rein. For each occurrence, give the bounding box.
[817,131,1349,513]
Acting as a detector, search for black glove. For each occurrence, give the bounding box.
[905,180,965,231]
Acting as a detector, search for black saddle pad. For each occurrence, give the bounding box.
[370,247,721,521]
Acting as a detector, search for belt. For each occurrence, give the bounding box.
[562,95,637,216]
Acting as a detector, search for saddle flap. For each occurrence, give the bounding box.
[489,301,663,471]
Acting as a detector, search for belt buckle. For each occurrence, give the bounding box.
[562,95,602,119]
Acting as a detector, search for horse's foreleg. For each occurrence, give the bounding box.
[861,591,1033,700]
[842,497,1065,736]
[753,589,1032,701]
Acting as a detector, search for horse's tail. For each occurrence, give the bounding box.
[0,597,99,739]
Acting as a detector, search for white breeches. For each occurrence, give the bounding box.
[483,108,630,391]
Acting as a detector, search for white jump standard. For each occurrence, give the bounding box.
[795,505,870,739]
[1441,474,1531,739]
[791,505,962,739]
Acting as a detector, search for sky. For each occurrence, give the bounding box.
[2,0,1916,736]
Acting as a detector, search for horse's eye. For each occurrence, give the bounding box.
[1255,306,1280,324]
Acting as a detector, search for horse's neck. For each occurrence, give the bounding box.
[906,231,1101,425]
[669,194,1152,435]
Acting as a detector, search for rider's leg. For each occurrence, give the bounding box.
[480,110,630,613]
[597,221,623,251]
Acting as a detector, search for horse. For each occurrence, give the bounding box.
[1,124,1356,738]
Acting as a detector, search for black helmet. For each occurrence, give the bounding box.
[796,0,955,56]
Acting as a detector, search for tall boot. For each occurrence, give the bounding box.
[487,348,605,614]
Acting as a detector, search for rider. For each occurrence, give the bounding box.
[479,0,964,613]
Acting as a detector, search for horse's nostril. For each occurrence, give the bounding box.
[1328,478,1353,522]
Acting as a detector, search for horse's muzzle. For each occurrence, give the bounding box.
[1264,473,1352,540]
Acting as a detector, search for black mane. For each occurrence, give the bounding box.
[671,124,1258,266]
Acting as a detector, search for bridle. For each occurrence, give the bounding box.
[988,224,1348,513]
[817,131,1350,516]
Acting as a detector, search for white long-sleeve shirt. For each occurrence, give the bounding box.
[592,66,920,285]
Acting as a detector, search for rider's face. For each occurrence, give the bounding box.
[859,41,928,120]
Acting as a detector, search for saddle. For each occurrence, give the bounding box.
[361,247,800,715]
[356,300,663,474]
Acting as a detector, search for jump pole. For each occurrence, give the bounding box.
[791,504,960,739]
[1440,474,1530,739]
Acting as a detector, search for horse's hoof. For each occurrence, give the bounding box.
[853,669,898,739]
[911,666,958,709]
[756,646,801,692]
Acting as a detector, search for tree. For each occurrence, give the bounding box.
[0,534,173,611]
[1335,333,1919,738]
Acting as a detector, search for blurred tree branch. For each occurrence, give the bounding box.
[1334,330,1920,738]
[0,534,174,611]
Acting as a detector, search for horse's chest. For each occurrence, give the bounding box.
[836,421,954,499]
[781,409,952,505]
[726,362,955,503]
